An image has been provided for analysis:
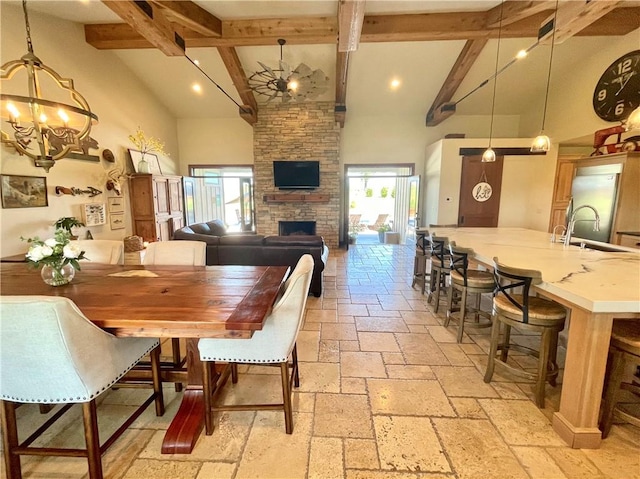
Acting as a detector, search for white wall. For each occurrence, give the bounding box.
[0,4,178,256]
[424,138,557,232]
[177,118,254,174]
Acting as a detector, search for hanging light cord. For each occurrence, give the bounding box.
[540,0,560,132]
[185,54,252,115]
[22,0,34,54]
[487,0,505,148]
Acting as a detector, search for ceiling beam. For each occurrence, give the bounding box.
[86,8,640,50]
[152,1,222,37]
[101,0,185,56]
[539,0,622,44]
[216,47,258,125]
[426,38,489,127]
[486,1,554,29]
[335,50,350,128]
[338,0,366,52]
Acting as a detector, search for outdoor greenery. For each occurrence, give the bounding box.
[380,186,388,198]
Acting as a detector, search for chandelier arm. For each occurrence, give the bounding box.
[1,95,98,122]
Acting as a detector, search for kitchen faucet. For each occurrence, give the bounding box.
[564,205,601,246]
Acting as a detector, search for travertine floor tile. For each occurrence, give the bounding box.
[314,393,373,438]
[122,459,201,478]
[368,379,455,416]
[395,334,450,365]
[433,418,529,479]
[431,366,499,398]
[235,411,313,479]
[382,352,407,365]
[374,416,451,473]
[306,309,338,323]
[340,339,360,351]
[196,462,236,479]
[346,472,450,479]
[377,294,413,311]
[342,377,366,394]
[308,437,344,479]
[511,446,569,479]
[437,343,475,366]
[582,431,640,479]
[338,303,369,316]
[449,398,487,419]
[344,438,379,469]
[545,447,608,479]
[355,316,409,333]
[366,304,403,317]
[297,329,320,361]
[319,339,340,362]
[340,351,387,378]
[322,322,358,340]
[400,311,441,325]
[358,332,400,352]
[385,364,434,380]
[298,362,341,393]
[479,399,565,446]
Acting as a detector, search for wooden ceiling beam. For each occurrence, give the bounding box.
[100,0,185,56]
[486,1,554,29]
[338,0,366,52]
[426,38,489,127]
[217,46,258,125]
[335,50,350,128]
[152,1,222,37]
[86,8,640,50]
[539,0,622,44]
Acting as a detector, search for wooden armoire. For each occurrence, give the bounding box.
[129,174,184,242]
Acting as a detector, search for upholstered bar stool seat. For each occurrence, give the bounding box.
[599,320,640,438]
[484,258,567,408]
[445,244,496,342]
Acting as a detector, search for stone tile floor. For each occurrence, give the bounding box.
[6,244,640,479]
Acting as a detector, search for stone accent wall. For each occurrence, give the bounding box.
[253,101,340,249]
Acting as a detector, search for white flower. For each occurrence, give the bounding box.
[44,238,58,247]
[63,243,82,259]
[27,244,53,262]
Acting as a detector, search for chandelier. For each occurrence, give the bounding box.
[1,0,98,172]
[248,39,329,103]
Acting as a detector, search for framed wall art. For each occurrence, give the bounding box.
[129,150,163,175]
[108,196,125,214]
[109,213,125,230]
[0,174,48,208]
[82,203,107,226]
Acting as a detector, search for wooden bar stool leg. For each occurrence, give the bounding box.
[1,400,21,479]
[444,285,455,328]
[82,401,103,479]
[484,315,501,383]
[500,325,512,362]
[600,348,625,438]
[548,331,560,387]
[457,286,468,343]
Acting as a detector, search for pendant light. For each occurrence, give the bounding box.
[482,0,504,163]
[531,0,559,153]
[1,0,98,171]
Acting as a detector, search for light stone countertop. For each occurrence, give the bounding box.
[429,227,640,314]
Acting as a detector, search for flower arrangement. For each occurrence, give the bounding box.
[128,127,167,157]
[22,229,86,286]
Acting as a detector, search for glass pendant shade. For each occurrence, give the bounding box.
[531,133,551,152]
[626,106,640,131]
[482,147,496,163]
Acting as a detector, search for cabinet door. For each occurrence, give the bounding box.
[156,217,171,242]
[549,206,569,232]
[153,177,170,215]
[168,178,183,215]
[554,160,577,203]
[130,176,154,217]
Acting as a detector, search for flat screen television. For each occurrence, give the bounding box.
[273,160,320,189]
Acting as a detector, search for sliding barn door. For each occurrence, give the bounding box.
[457,155,503,227]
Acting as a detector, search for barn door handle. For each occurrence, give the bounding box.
[460,216,464,225]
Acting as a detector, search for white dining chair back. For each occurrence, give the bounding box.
[0,295,164,479]
[70,239,124,265]
[198,254,314,434]
[143,240,206,266]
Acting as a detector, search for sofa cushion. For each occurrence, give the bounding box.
[206,220,227,236]
[173,228,220,245]
[189,223,212,235]
[219,235,266,246]
[264,235,324,247]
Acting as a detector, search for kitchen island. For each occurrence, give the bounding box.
[430,227,640,448]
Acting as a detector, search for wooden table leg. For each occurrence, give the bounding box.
[552,309,613,449]
[161,338,204,454]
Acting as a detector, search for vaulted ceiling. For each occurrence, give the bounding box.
[15,0,640,130]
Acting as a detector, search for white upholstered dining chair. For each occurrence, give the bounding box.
[0,296,164,479]
[70,239,124,264]
[198,254,314,435]
[143,240,206,266]
[142,240,207,390]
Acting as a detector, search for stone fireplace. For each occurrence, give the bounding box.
[279,221,316,236]
[253,102,340,248]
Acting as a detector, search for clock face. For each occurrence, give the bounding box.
[592,50,640,122]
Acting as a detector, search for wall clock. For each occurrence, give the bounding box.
[592,50,640,122]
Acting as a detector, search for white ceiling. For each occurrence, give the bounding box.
[7,0,639,127]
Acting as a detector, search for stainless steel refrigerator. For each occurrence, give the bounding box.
[569,165,621,243]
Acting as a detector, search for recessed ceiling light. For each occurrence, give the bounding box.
[390,78,401,89]
[193,59,200,66]
[516,49,528,59]
[192,83,202,93]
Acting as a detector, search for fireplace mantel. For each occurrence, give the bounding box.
[263,193,329,203]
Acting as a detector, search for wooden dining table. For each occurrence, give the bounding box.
[0,262,289,454]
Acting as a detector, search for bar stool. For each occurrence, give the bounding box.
[427,234,451,313]
[444,244,495,343]
[484,257,567,408]
[599,320,640,438]
[411,229,430,294]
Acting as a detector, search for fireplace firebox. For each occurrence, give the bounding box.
[279,221,316,236]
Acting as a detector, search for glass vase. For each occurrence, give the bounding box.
[41,263,75,286]
[137,157,150,174]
